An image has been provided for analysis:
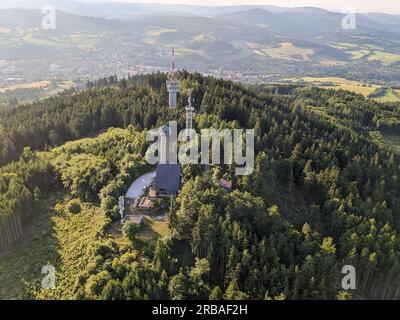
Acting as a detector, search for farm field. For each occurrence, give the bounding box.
[22,32,102,51]
[282,76,400,102]
[251,42,314,61]
[368,51,400,65]
[374,89,400,103]
[331,42,400,65]
[0,80,51,93]
[0,80,77,104]
[0,80,75,93]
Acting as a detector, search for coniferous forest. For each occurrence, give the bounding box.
[1,72,400,300]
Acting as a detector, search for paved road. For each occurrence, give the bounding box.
[125,171,156,206]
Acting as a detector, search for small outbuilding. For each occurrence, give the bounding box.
[138,197,158,213]
[124,214,144,225]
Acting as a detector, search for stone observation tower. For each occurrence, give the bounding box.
[156,124,182,197]
[159,124,171,164]
[185,94,195,141]
[166,47,180,108]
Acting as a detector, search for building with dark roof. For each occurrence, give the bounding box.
[155,163,181,197]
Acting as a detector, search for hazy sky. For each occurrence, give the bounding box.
[95,0,400,14]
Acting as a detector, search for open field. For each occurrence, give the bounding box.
[368,51,400,65]
[137,217,169,242]
[192,32,218,42]
[22,32,101,51]
[318,58,346,66]
[67,33,101,50]
[148,219,169,237]
[284,76,379,96]
[0,80,76,104]
[374,89,400,103]
[144,28,178,45]
[382,134,400,153]
[349,49,370,60]
[146,27,177,37]
[0,80,75,93]
[283,76,400,102]
[330,42,400,65]
[0,80,51,93]
[330,42,360,50]
[250,42,314,61]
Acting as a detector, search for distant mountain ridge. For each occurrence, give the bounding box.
[1,5,400,86]
[2,0,400,19]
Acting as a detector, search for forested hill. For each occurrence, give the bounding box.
[1,73,400,300]
[2,72,400,167]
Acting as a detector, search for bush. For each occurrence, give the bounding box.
[122,222,141,241]
[96,243,115,259]
[68,199,82,214]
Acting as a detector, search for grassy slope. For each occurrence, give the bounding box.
[0,128,169,299]
[368,51,400,65]
[0,80,75,93]
[35,201,106,299]
[375,89,400,103]
[252,42,314,61]
[382,134,400,153]
[284,76,400,102]
[0,194,106,299]
[137,218,169,242]
[0,80,77,105]
[0,193,61,299]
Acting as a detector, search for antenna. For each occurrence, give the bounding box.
[185,91,195,140]
[171,47,175,73]
[166,47,179,108]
